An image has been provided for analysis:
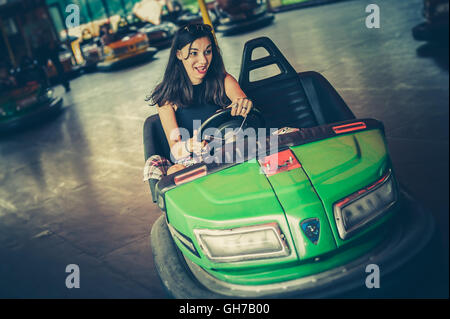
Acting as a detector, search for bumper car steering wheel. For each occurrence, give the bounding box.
[199,107,265,143]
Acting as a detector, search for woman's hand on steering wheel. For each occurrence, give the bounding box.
[187,129,209,155]
[228,97,253,117]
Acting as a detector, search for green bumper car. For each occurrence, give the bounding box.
[144,37,438,298]
[0,82,64,134]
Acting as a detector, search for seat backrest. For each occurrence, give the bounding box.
[143,114,172,161]
[238,37,354,129]
[299,71,356,125]
[238,37,319,129]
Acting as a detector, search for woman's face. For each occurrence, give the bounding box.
[177,36,213,85]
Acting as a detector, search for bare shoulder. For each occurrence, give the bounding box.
[157,102,178,113]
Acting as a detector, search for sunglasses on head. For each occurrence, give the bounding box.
[183,23,212,34]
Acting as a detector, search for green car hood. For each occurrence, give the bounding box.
[165,160,301,268]
[262,129,390,261]
[288,129,390,248]
[165,128,390,267]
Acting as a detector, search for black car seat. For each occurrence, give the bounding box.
[143,114,171,202]
[238,36,355,129]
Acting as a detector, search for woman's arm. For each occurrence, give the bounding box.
[157,103,190,160]
[157,102,206,161]
[224,73,253,117]
[224,73,246,100]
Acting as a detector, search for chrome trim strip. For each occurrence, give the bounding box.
[167,223,197,255]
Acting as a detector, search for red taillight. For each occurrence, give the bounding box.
[174,165,207,186]
[332,122,367,134]
[259,149,301,177]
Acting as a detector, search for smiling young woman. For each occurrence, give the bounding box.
[176,36,213,85]
[143,23,254,181]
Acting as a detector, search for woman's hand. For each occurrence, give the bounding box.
[186,129,208,155]
[171,130,208,160]
[228,97,253,117]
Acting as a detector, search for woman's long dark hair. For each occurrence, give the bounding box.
[146,24,230,109]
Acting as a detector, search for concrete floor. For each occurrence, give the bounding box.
[0,0,448,298]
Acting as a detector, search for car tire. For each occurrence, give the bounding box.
[150,215,228,299]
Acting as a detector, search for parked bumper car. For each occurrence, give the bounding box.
[212,0,274,35]
[160,0,204,25]
[138,21,178,49]
[97,29,157,71]
[0,82,64,134]
[412,0,449,42]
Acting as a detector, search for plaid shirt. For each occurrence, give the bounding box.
[143,154,200,182]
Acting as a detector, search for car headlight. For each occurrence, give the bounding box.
[334,169,397,240]
[103,46,113,57]
[136,40,149,49]
[194,223,289,263]
[46,89,53,99]
[38,89,53,103]
[252,5,266,15]
[59,52,72,60]
[81,44,98,53]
